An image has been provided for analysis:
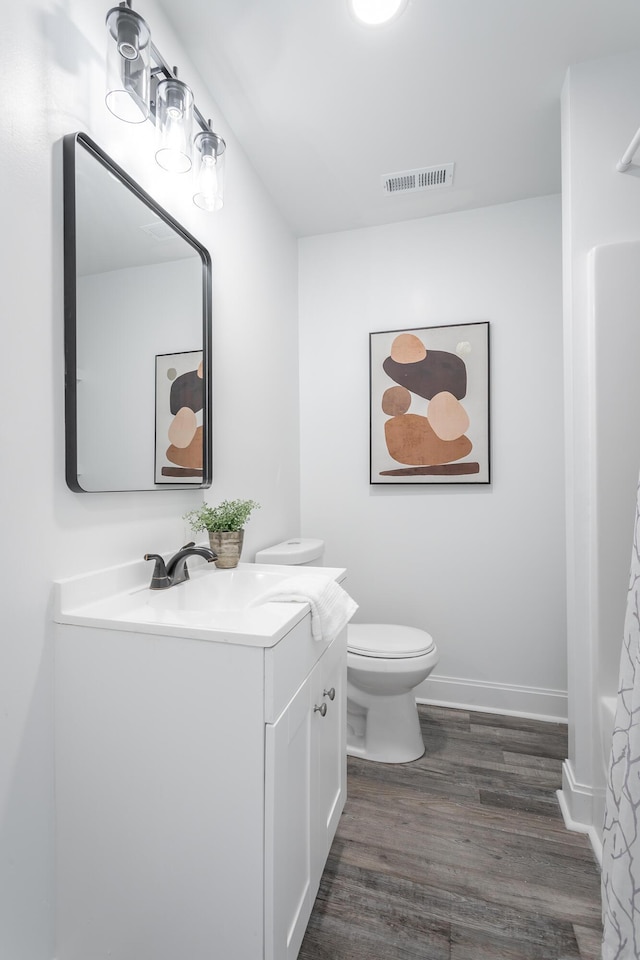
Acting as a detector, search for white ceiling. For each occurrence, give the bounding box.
[155,0,640,237]
[75,141,200,275]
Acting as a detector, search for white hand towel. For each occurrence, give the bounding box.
[254,574,358,642]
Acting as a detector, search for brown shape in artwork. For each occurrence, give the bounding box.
[380,463,480,476]
[161,467,204,477]
[166,426,203,469]
[390,333,427,364]
[168,406,197,449]
[170,370,204,415]
[384,414,472,465]
[427,391,470,441]
[383,349,467,400]
[382,385,412,416]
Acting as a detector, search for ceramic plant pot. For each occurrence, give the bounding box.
[208,530,245,569]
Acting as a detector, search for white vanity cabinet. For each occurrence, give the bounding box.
[54,595,347,960]
[265,630,345,960]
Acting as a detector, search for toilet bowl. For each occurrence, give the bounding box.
[254,539,439,764]
[347,623,438,763]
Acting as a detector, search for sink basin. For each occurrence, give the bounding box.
[135,567,291,614]
[54,560,347,647]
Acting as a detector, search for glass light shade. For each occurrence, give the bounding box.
[105,7,151,123]
[193,131,226,211]
[349,0,407,25]
[155,78,194,173]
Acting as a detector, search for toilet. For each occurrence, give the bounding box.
[254,539,439,764]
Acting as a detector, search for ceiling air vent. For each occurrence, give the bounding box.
[139,220,176,242]
[382,163,455,195]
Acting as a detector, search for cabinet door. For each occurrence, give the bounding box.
[311,631,347,879]
[265,669,314,960]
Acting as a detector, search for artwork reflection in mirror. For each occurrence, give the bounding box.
[64,132,212,492]
[155,350,204,483]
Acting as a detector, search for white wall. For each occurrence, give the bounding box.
[0,2,299,957]
[299,195,566,719]
[77,259,202,490]
[561,49,640,848]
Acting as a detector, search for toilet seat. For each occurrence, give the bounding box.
[348,623,435,659]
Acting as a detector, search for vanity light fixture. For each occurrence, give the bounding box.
[105,4,151,122]
[193,127,226,211]
[349,0,408,25]
[155,75,194,173]
[105,1,226,209]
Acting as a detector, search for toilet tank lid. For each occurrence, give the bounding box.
[255,538,325,565]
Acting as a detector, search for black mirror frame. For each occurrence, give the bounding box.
[63,131,213,492]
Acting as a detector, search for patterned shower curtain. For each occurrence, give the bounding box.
[602,475,640,959]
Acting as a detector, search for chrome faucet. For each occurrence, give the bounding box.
[144,542,217,590]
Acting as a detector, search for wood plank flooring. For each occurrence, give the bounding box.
[299,705,602,960]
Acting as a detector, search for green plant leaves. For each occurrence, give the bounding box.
[184,499,260,533]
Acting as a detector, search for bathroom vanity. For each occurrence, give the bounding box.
[53,561,348,960]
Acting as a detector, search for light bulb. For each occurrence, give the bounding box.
[155,79,194,173]
[349,0,407,25]
[193,130,226,212]
[117,18,139,59]
[105,6,151,123]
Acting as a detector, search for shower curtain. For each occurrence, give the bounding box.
[602,475,640,959]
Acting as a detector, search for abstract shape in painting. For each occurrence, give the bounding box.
[382,385,412,416]
[170,368,204,415]
[390,333,427,364]
[384,413,472,465]
[427,391,470,441]
[383,348,467,401]
[380,463,480,477]
[166,426,203,469]
[168,406,197,449]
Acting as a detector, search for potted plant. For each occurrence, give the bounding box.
[184,499,260,569]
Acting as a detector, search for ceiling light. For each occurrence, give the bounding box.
[105,1,226,209]
[349,0,408,26]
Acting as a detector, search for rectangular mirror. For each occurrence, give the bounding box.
[63,131,212,492]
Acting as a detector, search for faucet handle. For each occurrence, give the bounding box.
[144,553,171,590]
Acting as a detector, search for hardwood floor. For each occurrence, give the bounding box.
[299,705,602,960]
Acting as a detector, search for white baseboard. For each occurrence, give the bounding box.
[557,760,603,867]
[416,674,568,723]
[560,758,593,823]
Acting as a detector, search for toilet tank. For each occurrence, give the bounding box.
[255,538,325,566]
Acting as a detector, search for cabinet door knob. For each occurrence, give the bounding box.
[323,687,336,701]
[314,702,328,717]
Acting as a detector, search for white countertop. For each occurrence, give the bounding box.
[53,559,347,647]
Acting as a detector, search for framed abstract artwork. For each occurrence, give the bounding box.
[155,350,205,484]
[369,322,490,484]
